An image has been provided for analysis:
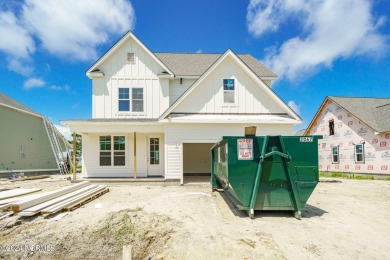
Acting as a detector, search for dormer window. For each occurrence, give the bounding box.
[223,79,235,103]
[127,53,135,64]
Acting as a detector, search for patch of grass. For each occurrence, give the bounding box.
[320,171,385,181]
[135,206,144,211]
[330,172,343,178]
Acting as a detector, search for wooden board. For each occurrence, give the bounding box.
[41,186,108,215]
[9,175,50,182]
[19,185,98,216]
[11,181,90,213]
[0,188,42,200]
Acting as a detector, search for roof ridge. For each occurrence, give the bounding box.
[154,52,251,55]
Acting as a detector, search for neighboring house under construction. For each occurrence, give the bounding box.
[0,92,71,177]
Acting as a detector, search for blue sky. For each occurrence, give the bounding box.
[1,0,389,138]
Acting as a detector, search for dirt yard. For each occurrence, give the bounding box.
[0,176,389,259]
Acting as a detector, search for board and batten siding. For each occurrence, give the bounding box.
[82,133,165,178]
[0,107,57,173]
[164,123,293,182]
[169,78,196,106]
[172,56,285,115]
[92,37,169,119]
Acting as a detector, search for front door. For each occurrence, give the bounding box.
[147,135,164,176]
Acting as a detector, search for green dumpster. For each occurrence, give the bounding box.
[211,135,322,219]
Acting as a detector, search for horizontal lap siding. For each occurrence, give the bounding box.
[0,107,57,172]
[165,124,293,181]
[169,79,196,106]
[83,133,147,177]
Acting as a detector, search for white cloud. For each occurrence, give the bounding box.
[247,0,388,81]
[7,59,34,75]
[22,0,135,61]
[0,0,135,75]
[23,77,45,90]
[54,124,72,140]
[196,49,203,53]
[0,11,35,59]
[288,100,301,115]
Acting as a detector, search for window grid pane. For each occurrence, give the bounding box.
[132,88,143,112]
[119,88,130,112]
[150,138,159,165]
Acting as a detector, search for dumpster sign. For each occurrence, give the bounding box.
[238,139,253,160]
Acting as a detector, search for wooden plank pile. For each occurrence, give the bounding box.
[0,181,108,217]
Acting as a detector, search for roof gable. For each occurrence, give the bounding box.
[0,92,42,118]
[158,50,301,121]
[305,96,390,134]
[86,31,173,77]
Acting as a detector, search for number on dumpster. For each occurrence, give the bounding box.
[238,139,253,160]
[300,137,313,142]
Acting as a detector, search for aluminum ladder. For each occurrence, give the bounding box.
[43,118,72,175]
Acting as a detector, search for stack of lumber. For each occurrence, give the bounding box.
[9,181,108,217]
[0,188,42,211]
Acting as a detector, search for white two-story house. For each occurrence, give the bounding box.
[62,32,301,183]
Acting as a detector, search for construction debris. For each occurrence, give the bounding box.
[7,181,108,217]
[9,175,51,182]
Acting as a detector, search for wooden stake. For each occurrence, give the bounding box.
[72,132,77,181]
[134,132,137,179]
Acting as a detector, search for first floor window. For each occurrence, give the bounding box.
[331,146,339,163]
[114,136,126,166]
[223,79,235,103]
[100,136,112,166]
[355,144,364,163]
[100,136,126,166]
[118,87,144,112]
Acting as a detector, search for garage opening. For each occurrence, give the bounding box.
[183,143,214,182]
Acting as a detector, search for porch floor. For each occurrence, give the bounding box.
[70,177,180,186]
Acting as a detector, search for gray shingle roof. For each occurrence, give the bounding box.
[154,53,277,78]
[330,96,390,132]
[0,92,41,116]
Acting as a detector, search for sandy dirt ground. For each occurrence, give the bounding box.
[0,176,389,259]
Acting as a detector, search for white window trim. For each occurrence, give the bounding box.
[331,146,339,164]
[354,144,365,164]
[222,78,238,106]
[116,86,146,116]
[99,135,127,167]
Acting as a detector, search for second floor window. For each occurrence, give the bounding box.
[329,120,334,136]
[223,79,235,103]
[118,87,144,112]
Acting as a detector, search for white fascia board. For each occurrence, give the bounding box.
[175,75,200,79]
[61,120,164,134]
[0,104,43,119]
[86,71,104,79]
[86,31,174,76]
